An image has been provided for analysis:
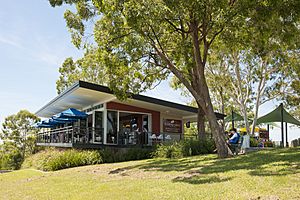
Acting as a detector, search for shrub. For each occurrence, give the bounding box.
[44,150,102,171]
[152,142,184,159]
[123,148,152,161]
[183,138,216,155]
[0,143,23,170]
[100,148,152,163]
[250,137,259,147]
[23,147,152,171]
[22,148,102,171]
[152,138,216,159]
[100,148,116,163]
[22,148,55,170]
[264,141,274,147]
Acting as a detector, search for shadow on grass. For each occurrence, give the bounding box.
[109,148,300,184]
[200,148,300,177]
[0,170,12,174]
[173,175,233,184]
[110,154,217,173]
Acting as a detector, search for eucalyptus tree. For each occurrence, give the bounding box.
[170,50,234,136]
[57,47,109,94]
[219,45,298,135]
[1,110,40,158]
[243,4,300,134]
[282,52,300,118]
[57,57,81,94]
[205,53,234,132]
[216,1,300,134]
[248,50,292,135]
[206,45,236,116]
[49,0,300,157]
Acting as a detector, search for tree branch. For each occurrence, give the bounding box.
[149,25,165,54]
[151,43,205,106]
[164,18,190,33]
[208,27,224,47]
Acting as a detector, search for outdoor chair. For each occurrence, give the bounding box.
[157,134,163,140]
[230,136,243,155]
[151,134,157,139]
[165,135,171,140]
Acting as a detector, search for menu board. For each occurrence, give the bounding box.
[163,119,182,133]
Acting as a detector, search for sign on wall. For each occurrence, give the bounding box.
[163,119,182,133]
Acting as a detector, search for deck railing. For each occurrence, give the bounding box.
[37,126,104,144]
[37,127,181,147]
[117,131,180,146]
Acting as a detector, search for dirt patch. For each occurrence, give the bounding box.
[249,195,280,200]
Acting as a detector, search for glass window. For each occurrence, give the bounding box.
[94,112,103,143]
[107,111,118,144]
[80,119,87,129]
[143,115,149,132]
[95,111,103,129]
[87,114,93,143]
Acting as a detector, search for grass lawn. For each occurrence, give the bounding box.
[1,148,300,200]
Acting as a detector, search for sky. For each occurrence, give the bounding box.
[0,1,188,125]
[0,1,299,143]
[0,1,81,124]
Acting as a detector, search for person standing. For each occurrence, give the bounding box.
[241,133,250,154]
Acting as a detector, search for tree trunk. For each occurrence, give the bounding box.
[251,72,265,135]
[194,75,232,158]
[219,87,225,133]
[22,128,27,159]
[204,98,232,158]
[155,20,232,158]
[197,106,205,141]
[189,20,231,158]
[241,103,250,134]
[251,91,261,135]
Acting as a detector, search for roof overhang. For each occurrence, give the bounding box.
[36,81,226,120]
[36,82,115,117]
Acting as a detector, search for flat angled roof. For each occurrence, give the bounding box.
[36,80,225,119]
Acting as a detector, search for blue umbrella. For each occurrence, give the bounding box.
[35,117,76,128]
[51,116,77,123]
[48,118,67,124]
[34,121,55,128]
[38,124,54,128]
[54,108,88,119]
[42,119,60,126]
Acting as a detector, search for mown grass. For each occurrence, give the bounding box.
[1,148,300,200]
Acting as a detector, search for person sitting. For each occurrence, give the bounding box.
[227,128,241,155]
[228,128,240,145]
[225,131,232,140]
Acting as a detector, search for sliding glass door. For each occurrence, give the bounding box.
[105,110,151,145]
[94,111,103,143]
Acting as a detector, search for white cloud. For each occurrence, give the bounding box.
[0,34,23,49]
[0,31,80,68]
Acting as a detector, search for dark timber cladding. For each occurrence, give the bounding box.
[78,81,226,119]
